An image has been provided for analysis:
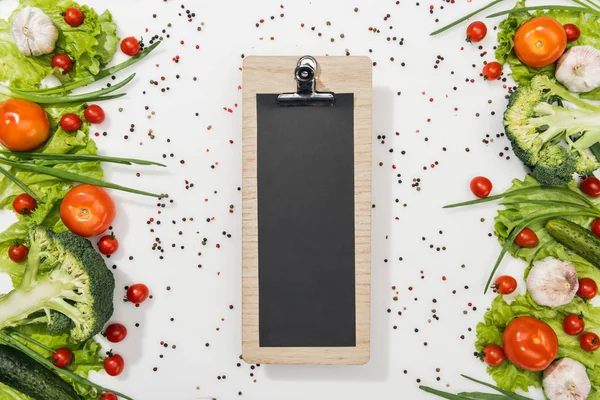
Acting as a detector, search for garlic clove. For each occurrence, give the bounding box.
[556,46,600,93]
[543,358,591,400]
[11,7,58,57]
[526,257,578,308]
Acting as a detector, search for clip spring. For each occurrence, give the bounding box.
[277,56,335,107]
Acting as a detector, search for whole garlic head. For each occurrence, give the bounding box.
[11,7,58,56]
[556,46,600,93]
[543,358,591,400]
[527,257,578,308]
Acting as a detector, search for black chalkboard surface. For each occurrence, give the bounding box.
[256,93,356,348]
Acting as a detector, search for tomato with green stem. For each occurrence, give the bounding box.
[580,332,600,351]
[51,54,73,74]
[98,233,118,255]
[482,62,502,80]
[51,348,72,368]
[515,227,538,247]
[99,393,118,400]
[577,278,598,300]
[563,313,585,336]
[104,353,124,376]
[126,284,149,304]
[466,21,487,43]
[493,275,517,295]
[8,243,27,263]
[12,193,37,215]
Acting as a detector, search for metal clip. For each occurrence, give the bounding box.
[277,56,335,107]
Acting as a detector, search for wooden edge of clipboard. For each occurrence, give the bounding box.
[241,56,372,365]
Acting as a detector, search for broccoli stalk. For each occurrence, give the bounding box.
[504,75,600,185]
[0,227,114,342]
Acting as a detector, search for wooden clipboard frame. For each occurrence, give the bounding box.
[242,56,372,365]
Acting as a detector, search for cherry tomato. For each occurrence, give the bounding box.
[592,219,600,237]
[84,105,105,124]
[59,114,82,133]
[12,193,37,215]
[8,243,27,263]
[577,278,598,301]
[127,283,149,304]
[51,348,73,368]
[0,99,50,151]
[60,185,116,237]
[482,344,505,366]
[514,16,567,68]
[51,54,73,74]
[482,62,503,80]
[580,332,600,352]
[105,323,127,343]
[120,37,141,56]
[503,316,558,371]
[64,7,84,27]
[99,393,118,400]
[515,227,538,247]
[563,313,585,336]
[98,233,119,255]
[581,177,600,197]
[104,353,124,376]
[563,24,581,42]
[493,275,517,295]
[470,176,493,198]
[466,21,487,43]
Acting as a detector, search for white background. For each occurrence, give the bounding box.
[0,0,566,399]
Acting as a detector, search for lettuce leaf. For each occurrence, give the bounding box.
[495,0,531,65]
[477,294,600,397]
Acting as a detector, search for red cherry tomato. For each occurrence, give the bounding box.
[8,243,27,263]
[127,284,149,304]
[466,21,487,43]
[104,354,124,376]
[581,177,600,197]
[64,7,84,27]
[563,313,585,336]
[563,24,581,42]
[12,193,37,215]
[470,176,493,198]
[120,37,141,56]
[99,393,118,400]
[592,219,600,237]
[483,62,503,80]
[482,344,505,366]
[84,105,105,124]
[98,233,119,255]
[577,278,598,301]
[515,227,538,247]
[105,323,127,343]
[580,332,600,352]
[60,114,82,133]
[51,348,73,368]
[51,54,73,74]
[493,275,517,295]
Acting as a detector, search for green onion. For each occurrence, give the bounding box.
[458,392,513,400]
[487,5,600,18]
[0,158,166,198]
[0,166,42,203]
[484,210,600,293]
[461,375,533,400]
[0,151,167,167]
[573,0,600,11]
[419,385,471,399]
[5,74,135,105]
[502,199,594,211]
[9,330,55,354]
[17,41,161,95]
[430,0,504,36]
[0,331,134,400]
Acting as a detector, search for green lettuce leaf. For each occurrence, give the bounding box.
[495,0,531,65]
[477,294,600,394]
[0,383,34,400]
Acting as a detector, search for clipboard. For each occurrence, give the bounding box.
[242,56,372,365]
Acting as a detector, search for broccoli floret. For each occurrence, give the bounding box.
[504,75,600,185]
[21,312,73,333]
[0,227,115,342]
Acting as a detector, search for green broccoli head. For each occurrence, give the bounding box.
[504,75,600,185]
[0,227,115,342]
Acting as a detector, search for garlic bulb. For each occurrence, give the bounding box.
[543,358,591,400]
[527,257,578,308]
[11,7,58,56]
[556,46,600,93]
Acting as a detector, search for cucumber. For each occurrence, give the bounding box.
[546,218,600,267]
[0,345,79,400]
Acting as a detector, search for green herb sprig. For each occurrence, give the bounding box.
[419,374,534,399]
